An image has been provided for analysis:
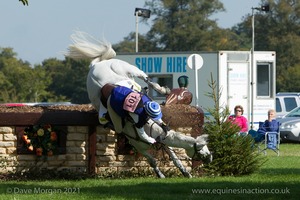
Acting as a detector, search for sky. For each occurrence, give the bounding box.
[0,0,261,65]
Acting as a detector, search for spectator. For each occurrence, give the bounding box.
[228,105,248,134]
[250,109,279,142]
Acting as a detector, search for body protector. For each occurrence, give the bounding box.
[110,86,161,128]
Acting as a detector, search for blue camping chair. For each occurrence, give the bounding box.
[248,129,280,156]
[258,131,280,156]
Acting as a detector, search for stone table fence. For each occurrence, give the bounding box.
[0,104,204,176]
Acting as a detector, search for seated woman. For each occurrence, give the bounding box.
[228,105,248,135]
[249,109,279,142]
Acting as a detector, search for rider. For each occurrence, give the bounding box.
[98,79,142,125]
[165,75,193,105]
[107,84,165,144]
[145,75,192,105]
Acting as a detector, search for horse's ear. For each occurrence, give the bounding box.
[196,134,209,144]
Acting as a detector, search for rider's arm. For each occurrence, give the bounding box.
[144,78,171,95]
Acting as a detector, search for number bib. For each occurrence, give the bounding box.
[123,92,141,112]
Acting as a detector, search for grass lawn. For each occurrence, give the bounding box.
[0,143,299,200]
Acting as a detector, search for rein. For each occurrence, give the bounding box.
[148,120,157,138]
[192,143,200,160]
[121,119,167,146]
[121,125,152,145]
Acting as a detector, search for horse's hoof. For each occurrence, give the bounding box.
[184,172,192,178]
[157,173,165,178]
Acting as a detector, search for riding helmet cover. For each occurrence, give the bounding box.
[144,101,162,120]
[177,75,189,87]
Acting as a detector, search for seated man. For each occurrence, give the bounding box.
[249,109,279,142]
[103,83,167,144]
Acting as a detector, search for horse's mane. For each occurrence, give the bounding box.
[64,31,116,64]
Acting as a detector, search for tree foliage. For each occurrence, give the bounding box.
[144,0,242,51]
[3,0,300,103]
[116,0,299,92]
[203,74,264,176]
[233,0,300,92]
[0,48,90,104]
[0,48,45,102]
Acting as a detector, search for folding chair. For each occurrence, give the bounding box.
[258,131,280,156]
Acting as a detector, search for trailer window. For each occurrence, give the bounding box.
[257,63,274,97]
[148,75,173,99]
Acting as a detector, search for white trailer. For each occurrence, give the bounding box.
[116,51,276,130]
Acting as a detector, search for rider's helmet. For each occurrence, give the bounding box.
[177,75,189,87]
[144,101,162,120]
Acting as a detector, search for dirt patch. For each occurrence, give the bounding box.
[0,104,97,113]
[161,104,204,129]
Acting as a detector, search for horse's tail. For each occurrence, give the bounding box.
[64,31,116,64]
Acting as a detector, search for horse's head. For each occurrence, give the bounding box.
[186,134,212,163]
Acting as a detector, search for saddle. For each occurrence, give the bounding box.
[100,83,116,109]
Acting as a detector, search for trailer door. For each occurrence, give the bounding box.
[227,62,249,115]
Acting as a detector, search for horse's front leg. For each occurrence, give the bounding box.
[143,151,166,178]
[129,140,165,178]
[164,146,192,178]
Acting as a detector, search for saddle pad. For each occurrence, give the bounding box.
[123,92,141,112]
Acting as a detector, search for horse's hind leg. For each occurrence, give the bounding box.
[164,146,192,178]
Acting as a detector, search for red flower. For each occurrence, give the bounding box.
[25,139,31,145]
[50,131,57,141]
[22,135,28,142]
[36,148,43,156]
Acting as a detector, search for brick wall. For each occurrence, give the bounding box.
[0,125,193,176]
[0,126,89,173]
[94,126,192,176]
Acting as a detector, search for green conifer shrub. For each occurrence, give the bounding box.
[203,74,265,176]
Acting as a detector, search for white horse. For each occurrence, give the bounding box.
[65,31,212,178]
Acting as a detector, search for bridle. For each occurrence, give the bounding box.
[121,118,166,146]
[191,143,207,161]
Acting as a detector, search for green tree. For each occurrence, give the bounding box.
[29,65,53,102]
[144,0,242,51]
[42,58,90,103]
[115,0,242,52]
[233,0,300,92]
[203,74,263,176]
[0,48,38,102]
